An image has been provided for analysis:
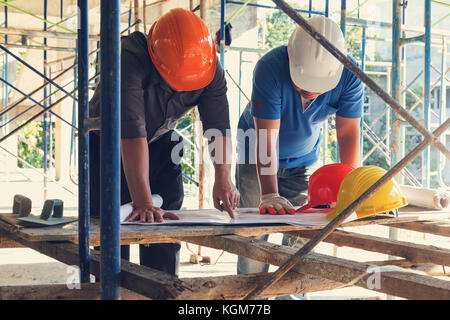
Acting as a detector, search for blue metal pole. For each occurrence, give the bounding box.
[391,0,402,168]
[325,0,329,17]
[128,5,132,35]
[220,0,226,65]
[309,0,312,17]
[78,0,90,284]
[336,0,347,162]
[360,26,366,165]
[340,0,346,37]
[2,0,8,126]
[423,0,431,187]
[100,0,121,300]
[4,0,7,44]
[43,0,49,183]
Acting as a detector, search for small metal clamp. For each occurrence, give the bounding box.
[40,199,64,221]
[12,194,32,217]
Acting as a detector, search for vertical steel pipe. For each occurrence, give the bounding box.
[390,0,402,170]
[325,0,329,17]
[43,0,49,199]
[360,26,366,165]
[423,0,431,187]
[2,0,8,126]
[100,0,121,300]
[220,0,226,65]
[77,0,90,284]
[238,50,243,116]
[438,36,447,187]
[340,0,346,37]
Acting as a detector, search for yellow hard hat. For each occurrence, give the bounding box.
[326,166,407,221]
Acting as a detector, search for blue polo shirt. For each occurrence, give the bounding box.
[237,46,363,169]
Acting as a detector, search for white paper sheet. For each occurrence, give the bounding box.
[120,207,359,227]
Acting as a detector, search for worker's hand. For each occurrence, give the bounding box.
[213,177,240,219]
[125,203,179,223]
[259,193,295,215]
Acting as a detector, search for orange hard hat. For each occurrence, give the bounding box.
[147,8,217,91]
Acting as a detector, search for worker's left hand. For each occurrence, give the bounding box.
[213,177,240,219]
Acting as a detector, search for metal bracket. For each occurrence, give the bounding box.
[12,194,32,217]
[40,199,64,221]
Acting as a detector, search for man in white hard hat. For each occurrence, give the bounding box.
[235,15,363,297]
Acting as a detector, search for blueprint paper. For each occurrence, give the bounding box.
[120,207,359,227]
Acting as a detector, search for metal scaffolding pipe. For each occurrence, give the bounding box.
[423,0,432,187]
[99,0,121,300]
[0,26,100,40]
[77,0,90,285]
[0,77,77,129]
[390,0,402,172]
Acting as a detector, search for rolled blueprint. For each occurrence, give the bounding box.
[399,185,449,210]
[119,194,163,222]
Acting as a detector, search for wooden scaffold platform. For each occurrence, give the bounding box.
[0,206,449,300]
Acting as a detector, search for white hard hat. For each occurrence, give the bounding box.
[287,15,346,93]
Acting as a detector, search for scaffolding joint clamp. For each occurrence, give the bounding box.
[83,116,101,134]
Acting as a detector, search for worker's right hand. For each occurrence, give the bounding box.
[259,193,295,215]
[125,203,180,223]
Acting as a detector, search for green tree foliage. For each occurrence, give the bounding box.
[17,121,54,169]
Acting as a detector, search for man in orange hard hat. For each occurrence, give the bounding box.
[89,8,239,276]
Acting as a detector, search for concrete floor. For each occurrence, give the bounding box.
[1,169,449,299]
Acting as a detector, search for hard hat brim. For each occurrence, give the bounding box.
[295,206,333,214]
[289,59,344,93]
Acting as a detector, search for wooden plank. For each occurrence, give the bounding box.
[0,227,340,299]
[0,283,150,300]
[178,234,450,300]
[2,206,449,245]
[0,214,24,230]
[1,228,185,299]
[0,283,149,300]
[283,229,450,266]
[366,259,450,277]
[383,220,450,237]
[0,228,25,248]
[5,214,442,245]
[181,271,341,300]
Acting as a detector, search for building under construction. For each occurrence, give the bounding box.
[0,0,449,301]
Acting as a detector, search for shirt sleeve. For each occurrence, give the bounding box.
[250,58,282,120]
[336,67,364,119]
[197,61,231,137]
[120,49,147,139]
